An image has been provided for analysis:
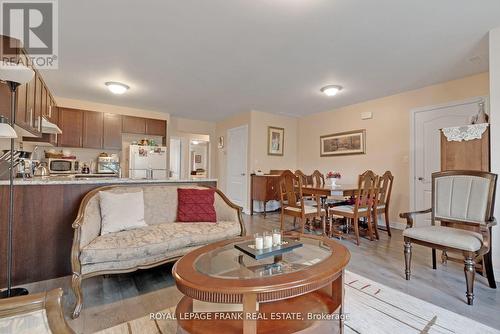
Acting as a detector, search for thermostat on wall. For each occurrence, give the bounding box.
[361,111,373,120]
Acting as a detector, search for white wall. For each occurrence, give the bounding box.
[489,27,500,280]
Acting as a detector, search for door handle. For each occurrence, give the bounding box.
[417,177,424,181]
[241,173,246,176]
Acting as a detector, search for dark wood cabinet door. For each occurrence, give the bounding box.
[146,118,166,136]
[82,110,104,149]
[58,108,83,147]
[15,79,27,125]
[41,86,48,117]
[25,71,36,129]
[34,74,43,133]
[122,115,146,134]
[0,84,10,120]
[48,99,58,124]
[103,113,122,150]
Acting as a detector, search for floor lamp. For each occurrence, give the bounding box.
[0,60,34,299]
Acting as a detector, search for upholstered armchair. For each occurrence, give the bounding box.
[400,170,497,305]
[0,289,74,334]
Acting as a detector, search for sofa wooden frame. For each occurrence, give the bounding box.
[70,184,245,319]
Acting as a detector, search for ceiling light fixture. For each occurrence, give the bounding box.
[320,85,343,97]
[191,140,200,145]
[105,81,130,95]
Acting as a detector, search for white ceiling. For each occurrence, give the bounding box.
[40,0,500,121]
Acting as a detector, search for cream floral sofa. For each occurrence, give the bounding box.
[70,184,244,318]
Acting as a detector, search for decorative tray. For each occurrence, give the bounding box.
[234,238,303,260]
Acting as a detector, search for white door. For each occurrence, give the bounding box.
[412,97,487,226]
[227,125,248,210]
[169,138,181,179]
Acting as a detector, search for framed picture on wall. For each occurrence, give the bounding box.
[195,154,202,163]
[268,126,284,156]
[320,129,366,157]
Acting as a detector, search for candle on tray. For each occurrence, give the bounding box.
[272,229,282,246]
[254,234,264,250]
[264,232,273,249]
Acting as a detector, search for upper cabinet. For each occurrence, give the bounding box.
[58,108,83,147]
[122,115,146,134]
[146,118,166,136]
[82,110,104,149]
[103,113,122,150]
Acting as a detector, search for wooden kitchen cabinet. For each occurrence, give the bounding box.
[103,113,122,149]
[146,118,166,136]
[58,108,83,147]
[25,68,36,130]
[122,115,146,134]
[82,110,104,149]
[34,74,43,133]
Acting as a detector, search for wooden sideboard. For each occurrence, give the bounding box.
[250,174,281,217]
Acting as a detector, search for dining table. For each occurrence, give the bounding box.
[301,184,361,197]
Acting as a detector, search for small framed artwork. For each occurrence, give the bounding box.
[195,154,202,163]
[268,126,284,156]
[218,136,224,149]
[320,129,366,157]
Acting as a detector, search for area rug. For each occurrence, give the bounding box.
[95,271,499,334]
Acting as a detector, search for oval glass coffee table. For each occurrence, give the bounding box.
[173,233,350,334]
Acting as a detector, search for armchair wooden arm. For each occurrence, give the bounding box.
[399,208,432,228]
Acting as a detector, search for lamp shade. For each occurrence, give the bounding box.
[0,123,17,138]
[0,61,34,85]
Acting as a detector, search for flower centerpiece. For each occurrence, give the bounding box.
[326,171,341,188]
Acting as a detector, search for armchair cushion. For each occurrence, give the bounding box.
[403,226,483,251]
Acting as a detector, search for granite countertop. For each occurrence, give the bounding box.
[0,177,218,186]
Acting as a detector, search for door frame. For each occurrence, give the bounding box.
[409,96,488,211]
[226,124,249,213]
[169,136,182,179]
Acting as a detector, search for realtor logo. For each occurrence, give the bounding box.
[1,0,58,68]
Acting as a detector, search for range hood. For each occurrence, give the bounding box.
[41,117,62,134]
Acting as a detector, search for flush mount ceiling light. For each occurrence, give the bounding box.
[191,140,200,145]
[320,85,343,97]
[105,81,130,95]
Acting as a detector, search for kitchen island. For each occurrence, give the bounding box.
[0,178,217,286]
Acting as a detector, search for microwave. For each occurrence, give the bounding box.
[45,158,80,174]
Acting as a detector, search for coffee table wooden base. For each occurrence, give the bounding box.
[176,290,341,334]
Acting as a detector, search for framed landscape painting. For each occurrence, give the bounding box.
[320,129,366,157]
[268,126,284,156]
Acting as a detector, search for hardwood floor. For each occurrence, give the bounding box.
[20,212,500,333]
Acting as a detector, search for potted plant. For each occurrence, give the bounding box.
[326,171,341,189]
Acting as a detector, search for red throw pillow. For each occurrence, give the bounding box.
[177,188,217,222]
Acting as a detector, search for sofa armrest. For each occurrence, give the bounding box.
[213,188,246,236]
[71,187,105,275]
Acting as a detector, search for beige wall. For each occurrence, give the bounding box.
[249,110,298,174]
[214,110,298,211]
[298,72,490,225]
[169,116,216,179]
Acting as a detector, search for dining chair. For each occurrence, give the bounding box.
[373,171,394,237]
[0,288,74,334]
[311,170,325,187]
[400,170,497,305]
[294,170,309,186]
[279,170,326,234]
[329,170,378,245]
